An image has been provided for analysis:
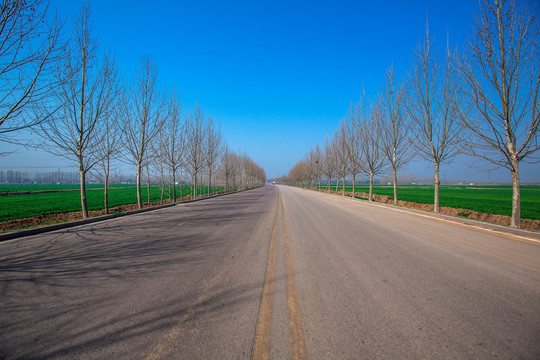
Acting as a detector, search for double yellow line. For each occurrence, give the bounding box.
[252,190,307,360]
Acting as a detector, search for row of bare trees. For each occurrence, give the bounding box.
[0,1,266,218]
[285,0,539,229]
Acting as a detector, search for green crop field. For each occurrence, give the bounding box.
[316,184,540,220]
[0,184,229,222]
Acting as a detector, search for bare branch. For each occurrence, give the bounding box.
[0,0,66,141]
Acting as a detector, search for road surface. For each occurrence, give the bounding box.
[1,185,539,359]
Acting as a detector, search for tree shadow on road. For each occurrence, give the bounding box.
[0,190,273,359]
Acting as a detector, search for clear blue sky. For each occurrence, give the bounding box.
[2,0,539,182]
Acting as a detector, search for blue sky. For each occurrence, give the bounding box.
[2,0,539,182]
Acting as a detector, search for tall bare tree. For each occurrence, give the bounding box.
[310,144,323,190]
[94,97,123,214]
[38,3,118,218]
[344,102,363,198]
[240,152,249,187]
[288,158,311,187]
[407,23,462,212]
[160,91,184,202]
[205,117,223,195]
[239,154,266,186]
[381,65,415,204]
[151,131,169,204]
[0,0,64,142]
[335,123,349,195]
[221,144,232,191]
[322,137,337,190]
[185,103,207,198]
[122,57,167,209]
[358,98,388,201]
[229,150,241,188]
[459,0,539,228]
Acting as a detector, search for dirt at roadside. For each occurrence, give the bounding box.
[3,188,537,233]
[0,195,192,232]
[318,189,540,232]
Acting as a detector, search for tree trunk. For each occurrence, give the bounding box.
[327,175,331,191]
[79,163,88,219]
[335,176,339,193]
[147,167,151,207]
[160,171,164,205]
[208,171,212,196]
[393,166,398,205]
[171,166,176,203]
[193,172,197,199]
[511,161,521,228]
[352,173,356,198]
[434,161,440,213]
[136,162,143,209]
[104,171,109,215]
[342,174,345,196]
[180,168,184,202]
[368,172,374,202]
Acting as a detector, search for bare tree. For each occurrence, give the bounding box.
[205,117,223,195]
[407,23,462,212]
[0,0,65,142]
[288,158,312,188]
[185,103,207,198]
[459,0,539,228]
[344,102,363,198]
[94,97,123,214]
[239,154,266,187]
[358,98,388,201]
[38,3,118,218]
[322,137,337,191]
[230,150,241,188]
[381,65,415,204]
[217,146,265,191]
[221,144,232,191]
[331,122,348,195]
[122,57,167,209]
[310,144,323,190]
[151,133,169,204]
[240,152,250,187]
[160,91,184,202]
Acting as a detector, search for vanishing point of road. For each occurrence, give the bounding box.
[1,185,539,359]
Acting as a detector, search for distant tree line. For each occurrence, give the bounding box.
[0,1,266,218]
[282,0,539,229]
[0,169,139,185]
[0,170,80,185]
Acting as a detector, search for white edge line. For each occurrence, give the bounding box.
[311,189,540,245]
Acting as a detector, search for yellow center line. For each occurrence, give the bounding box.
[280,193,307,360]
[146,201,272,360]
[251,195,279,360]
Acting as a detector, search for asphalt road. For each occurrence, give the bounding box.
[1,185,539,359]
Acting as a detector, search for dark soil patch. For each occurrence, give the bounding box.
[0,195,192,232]
[319,189,540,232]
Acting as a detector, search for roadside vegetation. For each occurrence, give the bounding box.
[0,184,237,222]
[308,184,540,221]
[0,0,266,227]
[281,0,539,229]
